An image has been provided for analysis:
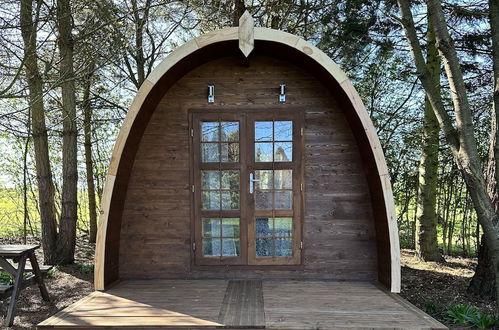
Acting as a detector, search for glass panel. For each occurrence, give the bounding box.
[274,170,292,189]
[202,171,220,189]
[221,122,239,142]
[274,142,292,162]
[255,170,273,190]
[221,170,240,190]
[274,218,292,237]
[202,218,221,237]
[202,191,220,210]
[201,143,219,162]
[275,238,292,256]
[221,191,239,210]
[274,121,293,141]
[256,238,273,257]
[203,238,221,256]
[221,218,240,237]
[221,143,239,162]
[255,121,273,141]
[201,122,219,142]
[255,142,273,162]
[222,238,240,256]
[255,190,272,210]
[274,191,292,210]
[256,218,272,237]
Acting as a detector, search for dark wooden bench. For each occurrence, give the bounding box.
[0,245,50,326]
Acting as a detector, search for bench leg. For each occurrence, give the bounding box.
[28,251,50,301]
[5,255,27,327]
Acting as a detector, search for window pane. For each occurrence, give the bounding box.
[203,238,221,256]
[274,121,293,141]
[201,122,219,142]
[275,238,292,257]
[256,218,272,237]
[222,238,240,256]
[221,143,239,162]
[221,191,239,210]
[201,143,219,162]
[221,170,240,190]
[274,218,292,237]
[202,171,220,189]
[274,191,292,210]
[256,238,273,257]
[255,142,273,162]
[255,190,272,210]
[221,122,239,142]
[274,170,292,189]
[221,218,240,237]
[202,191,220,210]
[203,218,221,237]
[255,170,273,190]
[255,121,273,141]
[274,142,292,162]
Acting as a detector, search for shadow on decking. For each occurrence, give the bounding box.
[38,279,447,329]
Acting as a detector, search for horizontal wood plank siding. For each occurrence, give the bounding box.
[119,56,378,281]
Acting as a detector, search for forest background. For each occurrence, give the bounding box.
[0,0,497,303]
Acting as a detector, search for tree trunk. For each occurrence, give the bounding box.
[20,0,58,264]
[56,0,78,264]
[470,236,497,299]
[233,0,246,26]
[83,61,98,243]
[415,20,443,261]
[397,0,499,308]
[469,0,499,300]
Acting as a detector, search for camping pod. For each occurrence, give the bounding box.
[94,22,401,294]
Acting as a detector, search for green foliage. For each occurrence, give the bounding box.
[0,271,12,285]
[445,304,479,324]
[445,304,498,329]
[76,264,94,273]
[470,312,498,329]
[424,300,439,315]
[46,267,57,278]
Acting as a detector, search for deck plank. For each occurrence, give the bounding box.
[218,280,265,328]
[38,280,446,329]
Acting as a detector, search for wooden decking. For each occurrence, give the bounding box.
[38,280,446,329]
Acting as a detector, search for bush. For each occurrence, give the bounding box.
[445,304,498,329]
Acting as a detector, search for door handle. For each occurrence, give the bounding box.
[249,173,260,194]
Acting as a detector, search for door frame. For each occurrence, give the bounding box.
[189,108,305,266]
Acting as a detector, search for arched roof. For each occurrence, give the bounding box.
[94,27,400,292]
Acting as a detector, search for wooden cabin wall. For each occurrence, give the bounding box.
[118,56,378,281]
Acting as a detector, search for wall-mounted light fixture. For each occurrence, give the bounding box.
[208,85,215,103]
[279,84,286,102]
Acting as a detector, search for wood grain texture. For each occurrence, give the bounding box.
[39,280,446,329]
[118,56,378,282]
[218,280,265,328]
[95,26,399,292]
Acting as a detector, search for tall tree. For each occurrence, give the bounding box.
[414,20,443,262]
[396,0,499,304]
[56,0,78,263]
[83,60,98,243]
[469,0,499,299]
[20,0,58,264]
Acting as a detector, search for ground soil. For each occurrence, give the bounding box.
[399,249,495,328]
[0,239,495,329]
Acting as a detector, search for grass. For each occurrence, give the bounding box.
[0,188,94,237]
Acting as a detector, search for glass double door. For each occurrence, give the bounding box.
[192,111,302,265]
